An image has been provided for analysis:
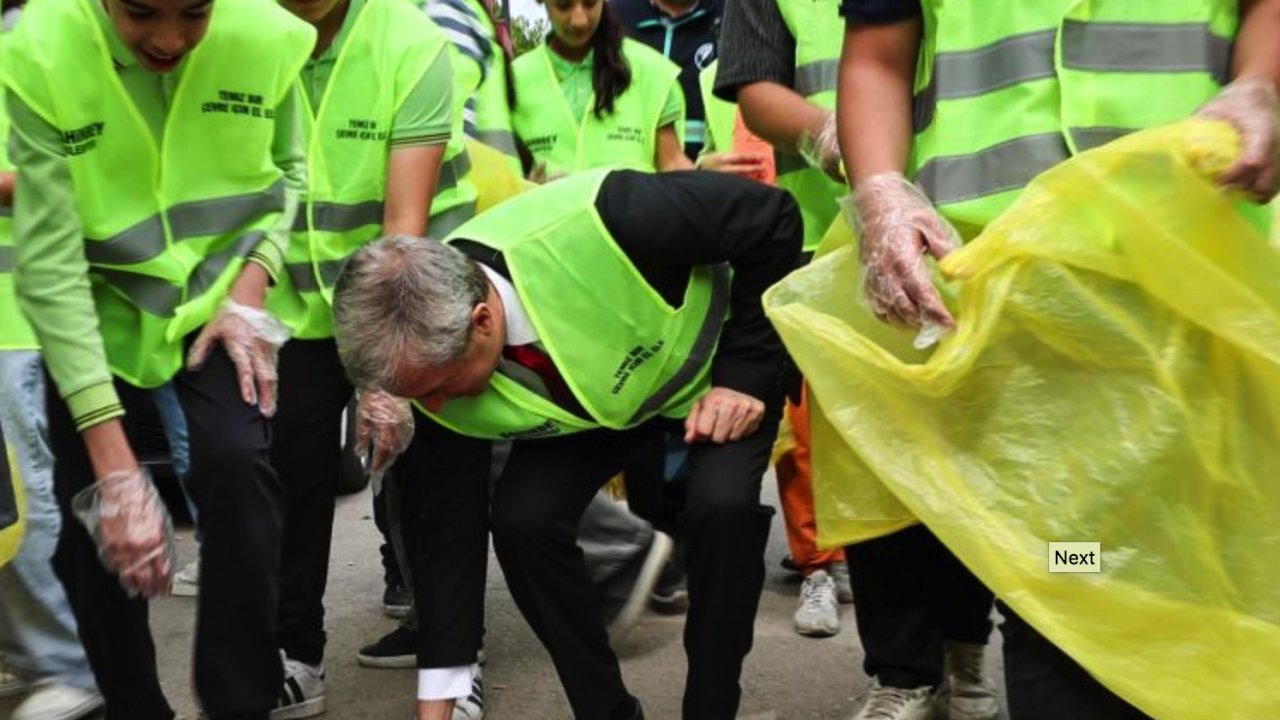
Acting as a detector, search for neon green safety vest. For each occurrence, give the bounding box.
[0,442,23,570]
[699,60,735,155]
[0,0,314,387]
[511,39,683,176]
[463,0,522,174]
[272,0,450,339]
[775,0,844,251]
[428,169,730,440]
[913,0,1260,236]
[0,95,36,351]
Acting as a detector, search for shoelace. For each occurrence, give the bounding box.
[800,576,834,613]
[862,686,928,720]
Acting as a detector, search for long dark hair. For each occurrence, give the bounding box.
[589,1,631,119]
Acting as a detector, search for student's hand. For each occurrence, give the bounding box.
[187,300,292,417]
[847,173,960,331]
[71,468,175,598]
[354,389,415,475]
[798,112,846,184]
[697,151,769,179]
[684,387,766,444]
[1196,75,1280,202]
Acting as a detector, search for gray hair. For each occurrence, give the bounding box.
[333,235,488,391]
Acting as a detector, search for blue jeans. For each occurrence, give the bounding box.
[150,381,195,524]
[0,350,97,692]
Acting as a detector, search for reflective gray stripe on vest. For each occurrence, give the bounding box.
[294,200,385,233]
[915,132,1070,205]
[84,180,287,265]
[287,205,476,294]
[93,230,266,317]
[0,246,13,272]
[629,263,732,424]
[430,203,475,240]
[286,257,346,293]
[1061,21,1232,84]
[440,152,473,193]
[915,30,1058,131]
[795,59,838,98]
[1069,126,1134,152]
[475,129,519,158]
[916,23,1231,133]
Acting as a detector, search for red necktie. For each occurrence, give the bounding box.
[502,344,580,413]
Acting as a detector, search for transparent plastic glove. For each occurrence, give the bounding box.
[845,173,961,345]
[187,300,291,417]
[355,389,414,494]
[798,111,846,183]
[1195,75,1280,202]
[71,469,175,598]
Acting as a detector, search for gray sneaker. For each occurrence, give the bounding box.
[830,560,854,604]
[938,641,998,720]
[13,682,104,720]
[793,569,840,637]
[850,681,935,720]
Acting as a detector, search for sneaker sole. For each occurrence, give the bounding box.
[794,622,841,638]
[271,696,325,720]
[170,583,199,598]
[607,532,674,645]
[383,604,412,620]
[356,652,416,669]
[14,693,105,720]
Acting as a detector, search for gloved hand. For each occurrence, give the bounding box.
[187,299,291,417]
[798,111,846,183]
[1195,75,1280,202]
[846,172,961,344]
[71,468,175,598]
[695,151,769,179]
[355,389,415,482]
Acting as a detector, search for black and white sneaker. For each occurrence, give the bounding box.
[452,664,485,720]
[272,652,326,719]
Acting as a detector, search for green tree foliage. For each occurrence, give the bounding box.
[511,15,551,56]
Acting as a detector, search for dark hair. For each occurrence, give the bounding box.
[589,1,631,119]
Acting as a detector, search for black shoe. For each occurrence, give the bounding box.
[600,533,673,643]
[356,625,417,669]
[382,583,411,620]
[780,554,801,574]
[647,558,688,615]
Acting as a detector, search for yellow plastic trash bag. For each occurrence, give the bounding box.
[466,139,534,214]
[764,120,1280,720]
[0,446,26,568]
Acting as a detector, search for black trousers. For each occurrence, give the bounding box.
[845,524,995,689]
[273,339,354,666]
[488,406,779,720]
[399,414,493,668]
[999,602,1151,720]
[47,346,282,720]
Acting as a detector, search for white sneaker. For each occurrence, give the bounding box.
[830,560,855,604]
[793,569,840,637]
[0,663,28,698]
[171,558,200,597]
[939,641,998,720]
[851,681,935,720]
[451,664,485,720]
[12,682,104,720]
[272,652,325,719]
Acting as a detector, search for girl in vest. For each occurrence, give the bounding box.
[512,0,692,177]
[1,0,315,717]
[264,0,486,716]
